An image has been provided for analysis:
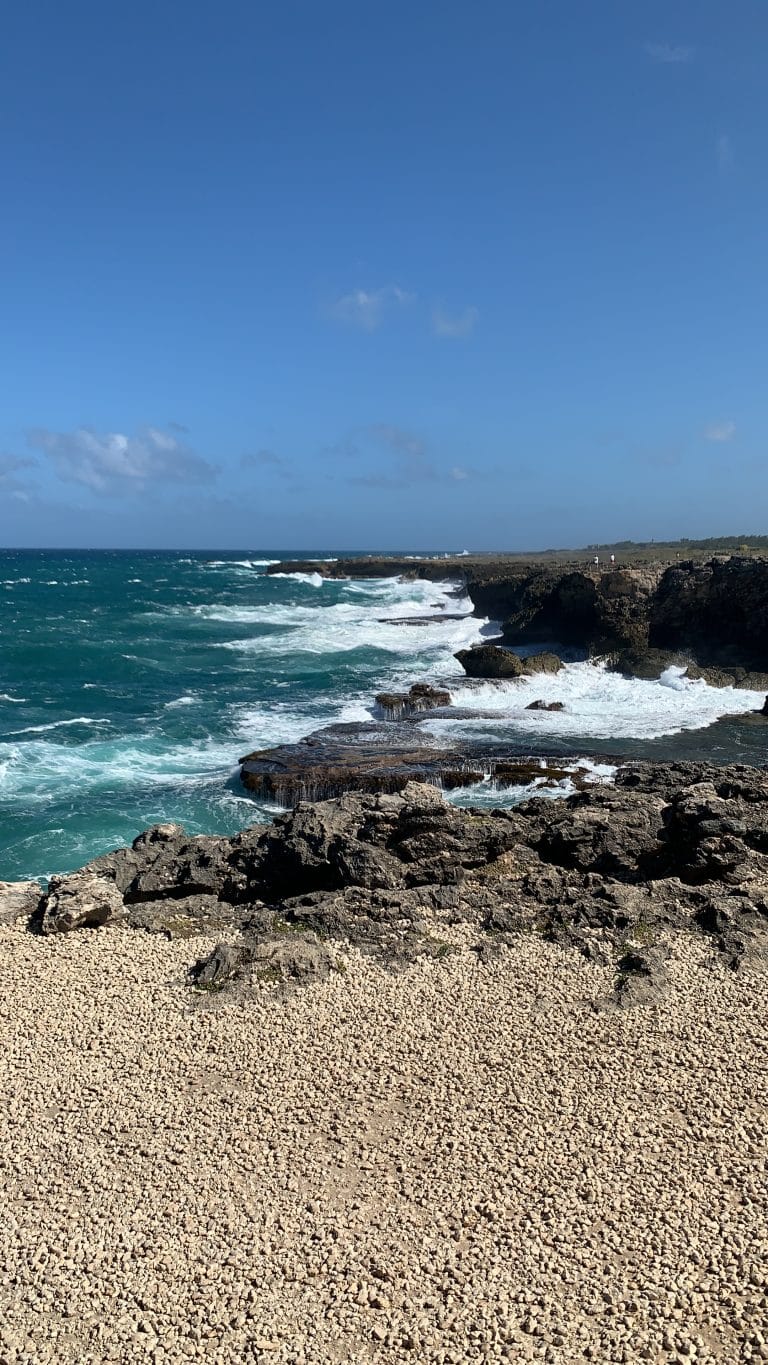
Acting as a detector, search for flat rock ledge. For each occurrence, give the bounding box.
[10,760,767,1011]
[237,720,586,804]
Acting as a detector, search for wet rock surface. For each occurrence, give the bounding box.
[374,682,452,720]
[33,762,768,1003]
[454,645,563,679]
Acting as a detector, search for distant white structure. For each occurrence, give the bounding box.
[610,553,615,564]
[594,555,599,566]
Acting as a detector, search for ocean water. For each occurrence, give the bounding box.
[0,549,765,881]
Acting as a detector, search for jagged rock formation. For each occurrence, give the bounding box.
[17,763,768,1006]
[650,558,768,669]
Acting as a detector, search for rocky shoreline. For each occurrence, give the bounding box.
[236,555,768,810]
[268,552,768,678]
[4,758,767,1011]
[4,556,768,1362]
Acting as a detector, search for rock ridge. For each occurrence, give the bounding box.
[7,760,767,1006]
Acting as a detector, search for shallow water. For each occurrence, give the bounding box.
[0,549,764,880]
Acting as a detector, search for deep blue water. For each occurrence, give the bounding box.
[1,550,764,881]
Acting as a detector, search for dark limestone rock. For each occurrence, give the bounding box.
[532,787,666,881]
[684,662,768,691]
[453,645,564,680]
[523,652,564,675]
[525,700,565,711]
[191,941,247,989]
[246,933,335,986]
[454,644,527,678]
[30,756,768,989]
[125,833,234,903]
[684,663,739,689]
[650,557,768,671]
[610,649,685,680]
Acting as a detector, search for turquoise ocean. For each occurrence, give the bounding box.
[1,550,765,882]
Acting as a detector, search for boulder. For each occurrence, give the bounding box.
[611,649,683,680]
[0,880,42,926]
[40,872,126,934]
[525,700,565,711]
[454,645,526,678]
[522,652,564,675]
[454,646,563,680]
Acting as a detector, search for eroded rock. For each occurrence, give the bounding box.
[41,873,126,934]
[0,881,42,926]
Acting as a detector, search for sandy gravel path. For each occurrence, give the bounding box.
[1,925,766,1364]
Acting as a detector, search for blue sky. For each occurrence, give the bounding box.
[1,0,766,549]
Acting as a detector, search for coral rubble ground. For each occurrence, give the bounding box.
[2,765,768,1362]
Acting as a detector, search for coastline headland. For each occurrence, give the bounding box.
[245,553,768,806]
[268,552,768,675]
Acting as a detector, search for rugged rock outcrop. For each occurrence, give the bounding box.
[269,553,768,675]
[29,763,768,1008]
[650,558,768,670]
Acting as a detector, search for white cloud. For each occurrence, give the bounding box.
[451,466,469,480]
[716,134,733,171]
[644,42,694,64]
[432,306,479,339]
[704,421,736,442]
[28,425,217,492]
[329,285,414,331]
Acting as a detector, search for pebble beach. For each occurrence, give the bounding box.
[1,925,765,1365]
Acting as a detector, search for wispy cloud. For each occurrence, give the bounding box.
[644,42,694,64]
[716,134,733,171]
[432,306,479,339]
[367,423,426,460]
[240,448,293,480]
[0,453,37,499]
[341,423,476,489]
[704,420,736,442]
[329,285,414,332]
[28,425,217,492]
[241,448,284,468]
[349,423,434,487]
